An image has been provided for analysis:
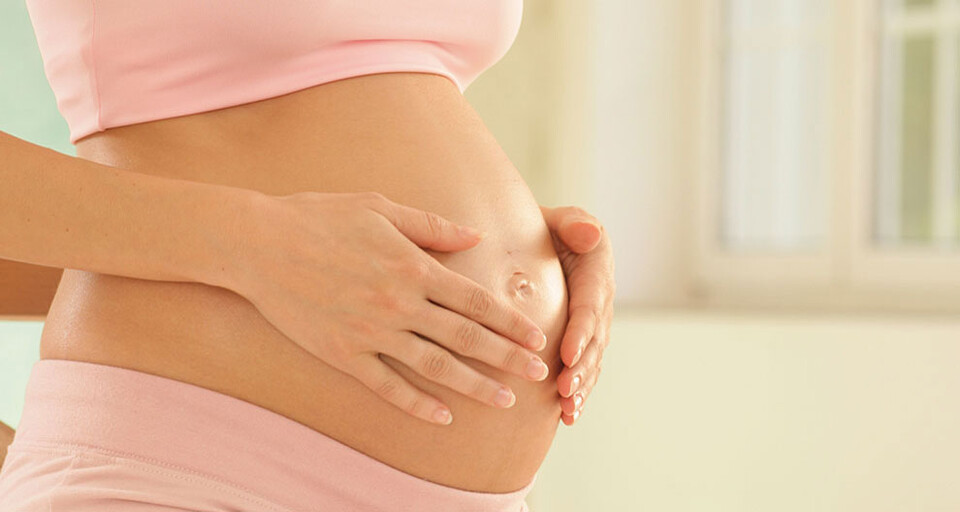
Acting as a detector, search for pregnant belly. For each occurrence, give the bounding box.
[40,73,568,493]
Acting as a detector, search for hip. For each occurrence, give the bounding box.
[0,359,534,511]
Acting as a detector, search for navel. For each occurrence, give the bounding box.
[508,270,538,301]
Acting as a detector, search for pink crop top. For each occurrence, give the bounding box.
[25,0,523,144]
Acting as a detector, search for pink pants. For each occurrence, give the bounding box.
[0,359,535,511]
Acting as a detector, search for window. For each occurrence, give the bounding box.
[696,0,960,311]
[721,0,832,252]
[877,0,960,246]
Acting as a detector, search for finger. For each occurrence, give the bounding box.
[561,407,583,425]
[559,337,600,411]
[562,379,595,424]
[556,359,584,398]
[414,304,549,382]
[560,243,613,367]
[560,388,586,416]
[561,404,583,425]
[426,265,547,351]
[539,205,602,253]
[595,304,612,359]
[560,304,598,367]
[561,366,598,416]
[565,363,600,420]
[385,332,518,408]
[562,353,602,425]
[351,354,454,425]
[367,193,486,252]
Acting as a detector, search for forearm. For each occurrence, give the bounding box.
[0,131,264,289]
[0,419,13,470]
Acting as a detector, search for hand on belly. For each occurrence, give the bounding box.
[219,190,558,426]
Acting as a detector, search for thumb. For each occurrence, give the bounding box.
[377,200,486,252]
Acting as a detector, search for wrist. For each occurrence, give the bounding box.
[194,186,276,294]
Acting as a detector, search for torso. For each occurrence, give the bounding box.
[39,72,568,493]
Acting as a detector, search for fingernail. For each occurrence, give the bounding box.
[572,409,581,421]
[573,392,583,410]
[572,344,584,366]
[525,358,549,380]
[526,330,547,350]
[570,374,581,395]
[433,407,452,425]
[495,387,516,408]
[458,226,484,239]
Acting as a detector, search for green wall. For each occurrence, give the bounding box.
[0,1,72,428]
[0,0,72,152]
[0,323,42,429]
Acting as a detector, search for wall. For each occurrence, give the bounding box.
[0,0,72,153]
[0,324,40,428]
[466,1,596,211]
[527,309,960,511]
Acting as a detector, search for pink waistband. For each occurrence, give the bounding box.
[14,359,535,511]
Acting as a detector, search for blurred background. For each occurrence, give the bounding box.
[2,0,960,510]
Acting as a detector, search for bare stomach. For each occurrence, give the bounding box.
[39,72,568,493]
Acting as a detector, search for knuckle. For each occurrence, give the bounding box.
[345,315,377,339]
[361,190,387,205]
[421,350,453,380]
[422,211,445,240]
[465,287,493,317]
[454,321,484,354]
[482,380,504,405]
[507,310,526,335]
[470,377,491,401]
[405,396,424,416]
[586,344,600,367]
[374,376,404,402]
[370,289,403,312]
[502,346,525,372]
[582,307,600,327]
[400,257,431,281]
[329,334,357,359]
[570,306,597,332]
[587,373,599,392]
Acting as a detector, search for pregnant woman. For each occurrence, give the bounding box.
[0,1,615,510]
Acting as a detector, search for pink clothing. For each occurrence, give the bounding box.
[0,359,535,511]
[24,0,523,143]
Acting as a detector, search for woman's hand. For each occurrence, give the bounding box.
[227,191,551,425]
[540,205,615,426]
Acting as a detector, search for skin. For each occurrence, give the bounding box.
[0,420,12,471]
[540,206,615,426]
[48,73,563,492]
[11,72,615,492]
[0,211,611,474]
[225,190,556,423]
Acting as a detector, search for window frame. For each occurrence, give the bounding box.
[693,0,960,313]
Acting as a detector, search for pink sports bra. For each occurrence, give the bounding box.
[25,0,523,144]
